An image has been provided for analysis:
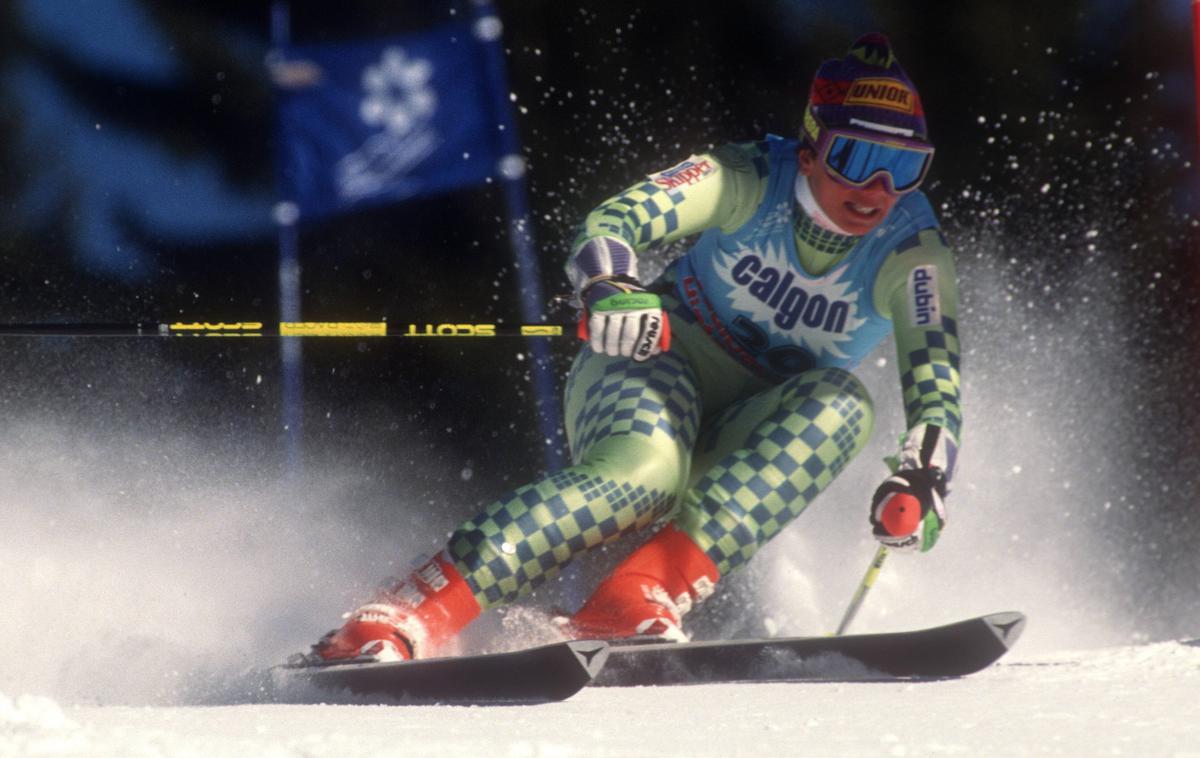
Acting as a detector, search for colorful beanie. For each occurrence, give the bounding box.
[803,33,930,146]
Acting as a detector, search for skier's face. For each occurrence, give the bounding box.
[798,148,899,236]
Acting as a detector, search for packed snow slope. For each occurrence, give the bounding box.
[3,641,1199,757]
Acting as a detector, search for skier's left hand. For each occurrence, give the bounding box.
[868,424,957,553]
[869,468,947,552]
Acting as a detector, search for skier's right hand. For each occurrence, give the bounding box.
[578,275,670,361]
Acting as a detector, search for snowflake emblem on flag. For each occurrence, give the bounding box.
[336,46,441,200]
[359,48,437,136]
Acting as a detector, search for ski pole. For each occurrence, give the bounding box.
[0,321,574,338]
[833,544,888,636]
[834,478,927,634]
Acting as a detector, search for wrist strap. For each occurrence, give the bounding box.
[580,273,642,298]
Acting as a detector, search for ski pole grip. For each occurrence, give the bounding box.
[880,492,922,537]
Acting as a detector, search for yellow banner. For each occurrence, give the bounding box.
[168,322,263,333]
[520,325,564,336]
[280,322,388,336]
[403,324,497,337]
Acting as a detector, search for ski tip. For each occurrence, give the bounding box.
[983,611,1027,650]
[565,640,609,679]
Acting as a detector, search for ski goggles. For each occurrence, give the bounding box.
[811,122,934,195]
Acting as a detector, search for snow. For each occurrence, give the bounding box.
[2,642,1198,757]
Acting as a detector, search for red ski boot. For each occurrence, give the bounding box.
[565,524,720,643]
[310,551,481,663]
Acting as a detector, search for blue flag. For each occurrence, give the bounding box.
[273,21,504,220]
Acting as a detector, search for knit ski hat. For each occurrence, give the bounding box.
[802,33,930,147]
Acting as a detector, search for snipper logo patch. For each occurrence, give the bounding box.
[650,158,716,190]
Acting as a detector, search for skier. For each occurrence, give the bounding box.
[306,33,961,663]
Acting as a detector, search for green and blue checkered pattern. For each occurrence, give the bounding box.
[451,348,701,608]
[567,351,702,456]
[584,180,686,247]
[674,367,874,575]
[448,301,878,607]
[795,208,858,257]
[449,468,676,606]
[572,141,773,258]
[899,315,962,441]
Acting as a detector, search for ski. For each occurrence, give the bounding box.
[591,611,1025,686]
[268,639,609,705]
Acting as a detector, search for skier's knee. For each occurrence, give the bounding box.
[575,433,690,502]
[782,367,875,453]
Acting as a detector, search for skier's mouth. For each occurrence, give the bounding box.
[844,202,882,220]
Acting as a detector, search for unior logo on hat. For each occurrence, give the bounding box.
[844,77,916,114]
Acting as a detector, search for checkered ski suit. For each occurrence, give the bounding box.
[448,295,875,607]
[447,140,960,609]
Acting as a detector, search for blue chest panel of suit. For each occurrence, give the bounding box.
[669,137,939,381]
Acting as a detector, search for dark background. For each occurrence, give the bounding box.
[0,1,1197,688]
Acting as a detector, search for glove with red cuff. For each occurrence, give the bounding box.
[569,236,669,361]
[579,275,669,361]
[869,424,956,553]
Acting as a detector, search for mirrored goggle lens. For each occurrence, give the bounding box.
[826,135,931,191]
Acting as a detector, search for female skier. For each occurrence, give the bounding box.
[307,33,961,662]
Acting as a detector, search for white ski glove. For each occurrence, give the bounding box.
[579,276,669,361]
[569,237,669,361]
[869,424,957,553]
